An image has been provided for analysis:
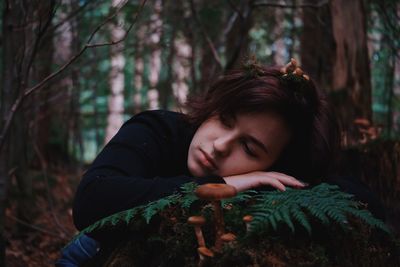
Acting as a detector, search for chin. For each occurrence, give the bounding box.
[187,160,201,177]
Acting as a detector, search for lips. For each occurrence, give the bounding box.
[199,148,218,171]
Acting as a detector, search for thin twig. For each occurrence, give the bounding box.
[0,0,147,151]
[227,0,244,20]
[224,2,253,71]
[32,141,70,237]
[252,0,330,9]
[189,0,223,69]
[25,1,57,86]
[50,0,97,33]
[7,214,69,240]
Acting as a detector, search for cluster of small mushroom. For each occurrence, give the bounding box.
[280,58,310,81]
[187,183,254,265]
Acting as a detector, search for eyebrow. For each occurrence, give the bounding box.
[246,135,269,154]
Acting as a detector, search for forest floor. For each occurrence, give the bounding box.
[5,169,82,267]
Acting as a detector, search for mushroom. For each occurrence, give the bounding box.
[197,246,214,266]
[195,183,237,252]
[188,216,206,247]
[220,233,236,243]
[242,215,254,232]
[293,67,303,76]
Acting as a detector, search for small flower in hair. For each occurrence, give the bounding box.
[242,55,265,78]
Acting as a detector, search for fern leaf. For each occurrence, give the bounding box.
[343,207,391,233]
[124,208,138,224]
[305,203,330,225]
[180,182,198,194]
[143,194,180,223]
[222,190,257,205]
[279,207,295,233]
[180,194,198,209]
[290,207,312,234]
[268,216,278,230]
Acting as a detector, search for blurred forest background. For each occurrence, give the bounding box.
[1,0,399,266]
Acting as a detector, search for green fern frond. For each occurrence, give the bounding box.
[179,182,199,209]
[247,183,390,235]
[279,207,295,232]
[290,206,312,234]
[124,209,137,224]
[222,190,257,206]
[69,182,390,248]
[143,194,180,223]
[180,182,198,194]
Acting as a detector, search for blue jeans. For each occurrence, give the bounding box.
[55,234,99,267]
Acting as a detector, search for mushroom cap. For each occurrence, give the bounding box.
[187,215,206,225]
[197,246,214,257]
[242,215,253,222]
[195,183,237,201]
[220,233,236,242]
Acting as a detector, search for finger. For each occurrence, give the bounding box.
[261,178,286,192]
[266,172,306,187]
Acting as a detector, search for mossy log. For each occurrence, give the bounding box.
[336,140,400,232]
[86,216,399,267]
[84,140,400,267]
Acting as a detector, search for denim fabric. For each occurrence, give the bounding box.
[55,234,99,267]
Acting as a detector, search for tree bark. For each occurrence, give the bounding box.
[330,0,372,145]
[133,25,146,114]
[147,0,163,110]
[105,0,126,143]
[300,2,335,92]
[224,1,253,70]
[1,0,54,261]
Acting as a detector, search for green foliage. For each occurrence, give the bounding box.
[248,183,390,235]
[179,182,199,209]
[70,182,390,247]
[142,194,180,223]
[69,182,199,244]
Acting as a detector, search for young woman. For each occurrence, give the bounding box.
[56,59,381,266]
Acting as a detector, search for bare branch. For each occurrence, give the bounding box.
[25,1,57,85]
[0,0,147,151]
[50,0,98,33]
[225,3,253,71]
[7,214,69,239]
[252,0,330,9]
[227,0,244,20]
[189,0,223,69]
[32,141,70,237]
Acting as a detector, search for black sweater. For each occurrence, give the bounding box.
[73,110,225,232]
[73,110,385,240]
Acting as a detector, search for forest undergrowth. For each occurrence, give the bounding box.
[5,169,81,267]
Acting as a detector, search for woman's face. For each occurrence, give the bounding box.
[187,111,291,177]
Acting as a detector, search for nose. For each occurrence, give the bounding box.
[213,134,234,157]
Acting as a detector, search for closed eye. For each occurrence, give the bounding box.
[240,139,258,158]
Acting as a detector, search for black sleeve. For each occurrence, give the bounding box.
[72,111,225,231]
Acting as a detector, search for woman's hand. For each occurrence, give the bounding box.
[223,171,307,192]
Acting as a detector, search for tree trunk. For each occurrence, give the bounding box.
[32,12,55,166]
[133,25,146,114]
[147,0,162,110]
[330,0,372,145]
[273,8,287,66]
[300,2,335,92]
[105,0,126,144]
[172,38,191,110]
[224,1,253,70]
[1,0,55,260]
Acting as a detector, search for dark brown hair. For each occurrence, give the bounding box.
[185,64,338,184]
